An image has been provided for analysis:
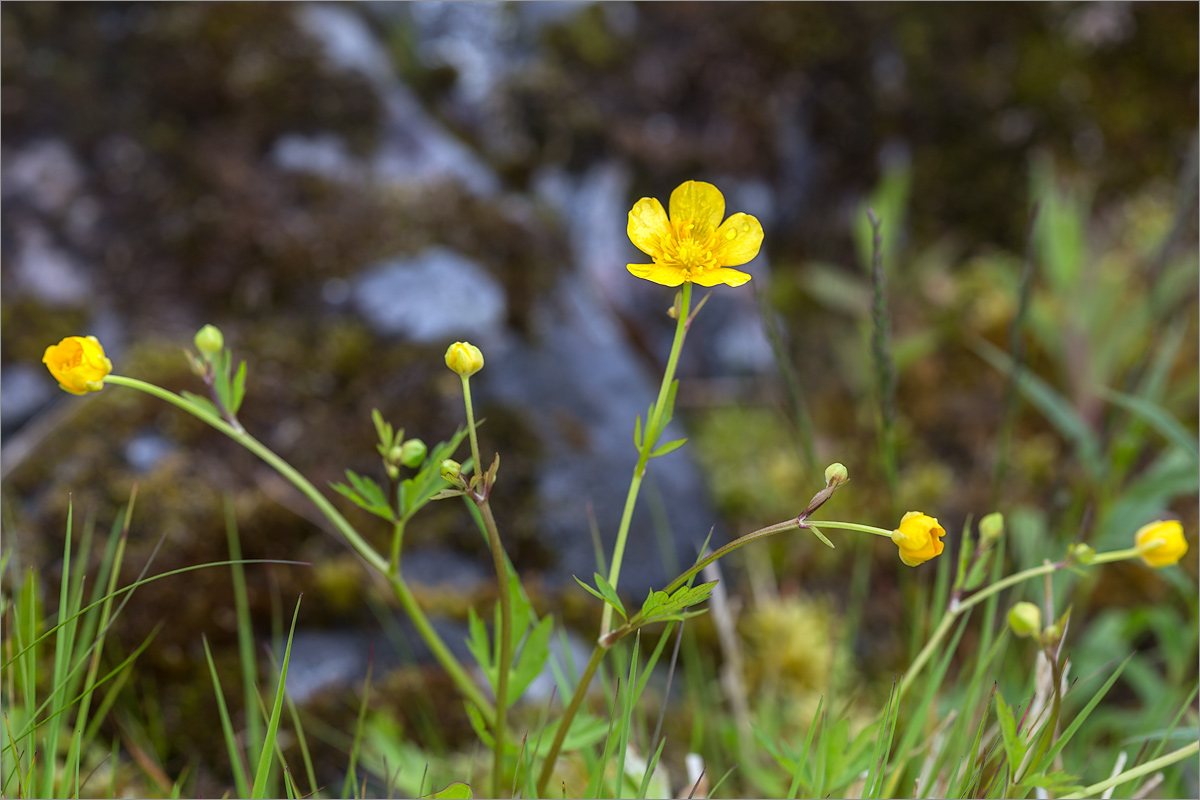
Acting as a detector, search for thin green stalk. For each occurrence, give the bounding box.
[602,283,692,636]
[536,646,605,796]
[904,548,1140,692]
[389,518,406,576]
[461,371,512,796]
[481,501,511,796]
[104,374,495,726]
[1060,741,1199,800]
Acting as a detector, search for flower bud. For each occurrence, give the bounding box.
[1134,520,1188,569]
[1007,602,1042,639]
[1041,623,1062,647]
[445,341,484,378]
[1068,542,1095,565]
[979,512,1004,544]
[387,445,404,464]
[194,325,225,358]
[43,336,113,395]
[385,463,400,480]
[399,438,427,468]
[440,459,462,483]
[824,462,849,488]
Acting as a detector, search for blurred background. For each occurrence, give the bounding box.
[2,2,1197,795]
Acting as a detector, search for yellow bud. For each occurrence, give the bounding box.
[399,439,427,468]
[43,336,113,395]
[891,511,945,567]
[1007,602,1042,638]
[440,459,462,483]
[194,324,225,358]
[979,512,1004,543]
[445,341,484,378]
[824,462,849,488]
[1134,520,1188,569]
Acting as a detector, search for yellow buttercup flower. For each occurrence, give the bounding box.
[445,341,484,378]
[43,336,112,395]
[1135,520,1188,568]
[890,511,945,567]
[627,180,764,287]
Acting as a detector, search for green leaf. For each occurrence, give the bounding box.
[995,691,1028,772]
[508,615,553,701]
[633,414,643,450]
[637,581,716,625]
[371,409,392,448]
[181,391,222,420]
[465,607,493,680]
[1100,388,1199,467]
[972,337,1101,474]
[593,573,627,620]
[648,438,687,459]
[426,782,473,799]
[230,361,247,414]
[330,482,394,521]
[805,524,836,549]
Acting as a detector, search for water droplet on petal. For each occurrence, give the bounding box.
[725,229,737,239]
[742,223,751,233]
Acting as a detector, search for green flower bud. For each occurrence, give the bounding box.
[387,445,405,464]
[824,462,849,488]
[445,341,484,378]
[440,459,462,483]
[385,463,400,480]
[1068,542,1095,565]
[979,512,1004,543]
[1041,623,1062,646]
[194,324,224,358]
[399,438,427,468]
[1007,602,1042,638]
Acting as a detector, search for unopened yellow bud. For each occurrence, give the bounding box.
[43,336,112,395]
[1008,602,1042,638]
[1134,520,1188,569]
[194,325,225,358]
[891,512,945,567]
[979,512,1004,543]
[399,439,427,468]
[445,341,484,378]
[824,462,849,488]
[440,459,462,483]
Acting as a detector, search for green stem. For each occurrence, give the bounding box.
[903,548,1140,692]
[536,645,605,797]
[1060,741,1199,800]
[462,376,483,480]
[389,518,406,576]
[602,283,692,636]
[660,518,802,596]
[104,374,496,726]
[810,520,896,538]
[480,501,512,798]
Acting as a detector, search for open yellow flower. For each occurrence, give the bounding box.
[43,335,112,395]
[891,511,945,567]
[627,180,764,287]
[1135,520,1188,569]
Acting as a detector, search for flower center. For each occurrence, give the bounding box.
[661,224,719,275]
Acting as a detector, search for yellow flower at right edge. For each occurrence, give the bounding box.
[891,511,946,567]
[627,180,764,287]
[43,335,112,395]
[1135,520,1188,568]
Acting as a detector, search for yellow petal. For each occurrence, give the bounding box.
[712,213,764,267]
[669,181,724,239]
[627,197,671,258]
[627,263,688,287]
[690,267,752,287]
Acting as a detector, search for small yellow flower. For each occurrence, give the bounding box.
[43,336,112,395]
[627,180,764,287]
[890,511,946,567]
[1135,520,1188,569]
[445,341,484,378]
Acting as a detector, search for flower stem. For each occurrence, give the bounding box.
[810,520,896,538]
[105,374,496,725]
[602,283,692,637]
[459,373,511,797]
[536,645,605,797]
[903,547,1140,694]
[1060,741,1199,800]
[389,518,406,576]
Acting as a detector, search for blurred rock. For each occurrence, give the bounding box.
[3,138,84,212]
[0,364,53,434]
[125,430,176,473]
[12,225,92,306]
[352,246,507,342]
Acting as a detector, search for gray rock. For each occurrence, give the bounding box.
[125,431,176,473]
[12,225,92,306]
[1,364,54,433]
[352,246,507,342]
[3,139,84,213]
